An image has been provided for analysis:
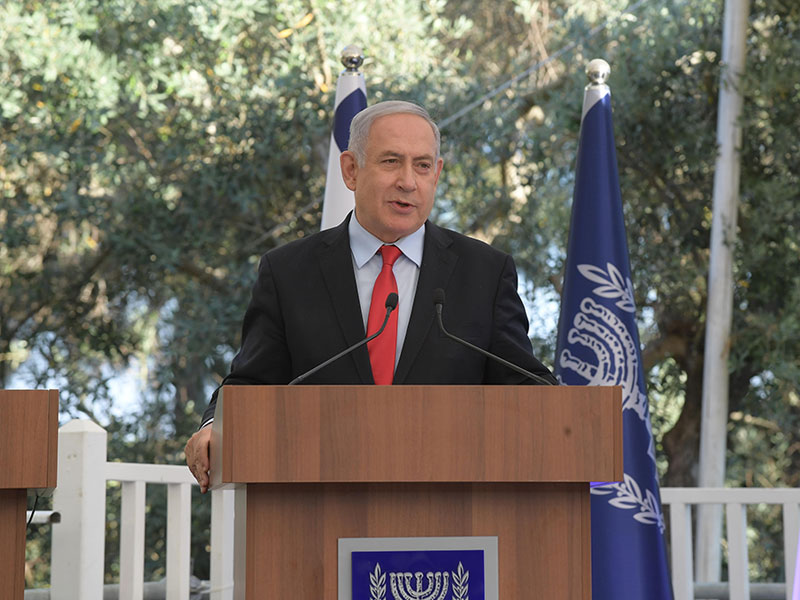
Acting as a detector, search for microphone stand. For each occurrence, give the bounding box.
[288,293,398,385]
[433,289,556,386]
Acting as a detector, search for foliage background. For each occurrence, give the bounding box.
[2,0,797,587]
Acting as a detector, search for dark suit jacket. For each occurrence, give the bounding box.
[202,216,556,423]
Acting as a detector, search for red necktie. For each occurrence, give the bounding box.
[367,245,402,385]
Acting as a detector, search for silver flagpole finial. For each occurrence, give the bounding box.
[586,58,611,88]
[341,45,364,72]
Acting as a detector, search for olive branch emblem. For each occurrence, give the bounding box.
[577,262,635,313]
[370,563,386,600]
[451,562,469,599]
[591,474,666,533]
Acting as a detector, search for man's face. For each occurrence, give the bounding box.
[340,113,443,243]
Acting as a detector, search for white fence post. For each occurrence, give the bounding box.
[668,499,694,600]
[233,486,247,600]
[726,502,750,600]
[210,488,236,600]
[783,502,800,600]
[119,480,146,600]
[50,419,107,600]
[166,482,192,600]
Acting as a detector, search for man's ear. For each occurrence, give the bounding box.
[434,157,444,185]
[340,151,358,191]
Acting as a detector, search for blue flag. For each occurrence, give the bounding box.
[555,78,673,599]
[321,64,367,231]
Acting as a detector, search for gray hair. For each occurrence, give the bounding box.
[347,101,440,167]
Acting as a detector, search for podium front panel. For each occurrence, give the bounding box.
[243,482,591,599]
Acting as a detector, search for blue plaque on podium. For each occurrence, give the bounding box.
[339,536,498,600]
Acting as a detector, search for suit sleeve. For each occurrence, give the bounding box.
[201,253,292,424]
[484,255,558,385]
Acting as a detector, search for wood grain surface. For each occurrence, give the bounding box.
[0,390,59,600]
[0,389,58,489]
[0,490,27,600]
[211,385,622,486]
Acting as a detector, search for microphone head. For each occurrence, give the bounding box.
[433,288,445,306]
[385,292,398,310]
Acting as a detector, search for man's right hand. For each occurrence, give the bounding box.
[185,426,212,493]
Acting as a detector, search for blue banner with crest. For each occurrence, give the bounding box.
[555,82,673,599]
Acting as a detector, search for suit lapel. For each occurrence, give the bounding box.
[394,222,457,383]
[316,216,374,383]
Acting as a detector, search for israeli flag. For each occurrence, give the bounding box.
[320,63,367,230]
[555,63,673,599]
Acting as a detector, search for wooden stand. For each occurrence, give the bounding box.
[210,385,621,599]
[0,390,59,600]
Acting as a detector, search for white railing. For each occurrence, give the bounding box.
[24,419,800,599]
[43,419,236,600]
[661,487,800,600]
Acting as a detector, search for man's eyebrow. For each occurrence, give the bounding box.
[376,150,435,161]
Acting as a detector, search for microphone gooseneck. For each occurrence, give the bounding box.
[432,288,556,386]
[288,292,398,385]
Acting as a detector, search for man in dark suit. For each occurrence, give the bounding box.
[185,100,556,491]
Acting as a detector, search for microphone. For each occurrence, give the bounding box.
[433,288,557,386]
[288,292,398,385]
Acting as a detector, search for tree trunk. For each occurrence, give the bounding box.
[662,349,705,487]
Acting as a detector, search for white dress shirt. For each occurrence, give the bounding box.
[348,214,424,368]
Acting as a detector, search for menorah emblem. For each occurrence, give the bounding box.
[369,561,470,600]
[389,571,449,600]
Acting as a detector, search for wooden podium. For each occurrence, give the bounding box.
[210,385,621,599]
[0,390,59,600]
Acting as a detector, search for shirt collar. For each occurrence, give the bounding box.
[349,212,425,269]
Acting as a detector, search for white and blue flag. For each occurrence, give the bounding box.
[320,62,367,230]
[555,67,673,598]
